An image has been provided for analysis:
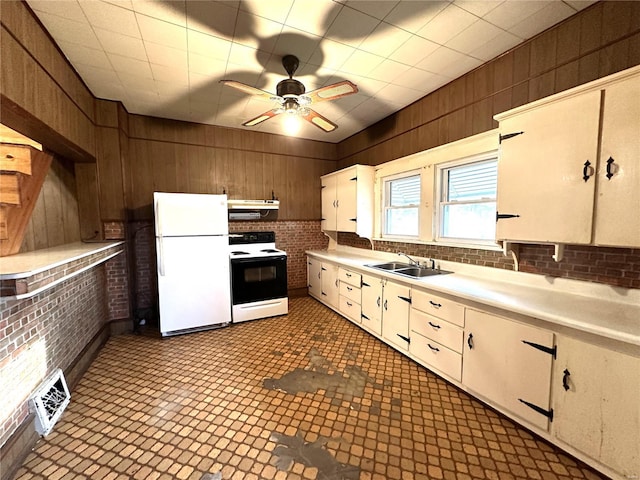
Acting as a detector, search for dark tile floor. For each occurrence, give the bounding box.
[14,297,606,480]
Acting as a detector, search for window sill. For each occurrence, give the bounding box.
[373,237,503,252]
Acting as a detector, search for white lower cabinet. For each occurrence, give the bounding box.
[462,309,554,430]
[307,257,322,298]
[338,267,361,323]
[360,273,383,335]
[552,335,640,479]
[409,289,465,381]
[381,280,411,351]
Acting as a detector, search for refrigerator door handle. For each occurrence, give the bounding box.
[158,235,165,276]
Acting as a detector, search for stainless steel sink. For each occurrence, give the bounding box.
[394,267,452,278]
[367,262,413,270]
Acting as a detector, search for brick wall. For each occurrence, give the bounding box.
[105,254,129,320]
[338,233,640,289]
[0,265,109,448]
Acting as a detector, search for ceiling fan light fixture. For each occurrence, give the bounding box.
[283,97,299,114]
[283,114,301,135]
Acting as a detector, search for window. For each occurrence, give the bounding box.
[383,171,420,237]
[437,157,497,244]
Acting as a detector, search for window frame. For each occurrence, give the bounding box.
[434,153,499,248]
[381,169,421,240]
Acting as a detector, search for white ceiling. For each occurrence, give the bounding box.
[27,0,595,142]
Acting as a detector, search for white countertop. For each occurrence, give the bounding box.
[0,241,125,279]
[307,248,640,347]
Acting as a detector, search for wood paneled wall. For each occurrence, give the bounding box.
[337,1,640,168]
[0,1,96,161]
[21,156,81,252]
[124,116,337,220]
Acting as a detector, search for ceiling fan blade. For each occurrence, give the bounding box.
[220,80,273,100]
[242,109,280,127]
[302,109,338,132]
[306,80,358,104]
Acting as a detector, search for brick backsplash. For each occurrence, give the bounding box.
[0,266,109,448]
[338,233,640,289]
[103,221,125,240]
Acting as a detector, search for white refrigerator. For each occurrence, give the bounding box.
[154,192,231,336]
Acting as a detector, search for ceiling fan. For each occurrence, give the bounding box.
[220,55,358,132]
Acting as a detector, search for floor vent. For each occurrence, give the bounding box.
[29,369,71,436]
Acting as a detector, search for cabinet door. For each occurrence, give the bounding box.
[336,168,358,232]
[496,90,601,243]
[361,274,382,335]
[320,262,339,308]
[594,76,640,247]
[553,336,640,477]
[321,176,337,231]
[307,257,322,298]
[381,280,411,351]
[463,309,554,430]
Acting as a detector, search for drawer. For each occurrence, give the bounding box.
[339,295,361,323]
[411,289,465,327]
[410,308,463,353]
[338,268,361,287]
[340,281,360,303]
[409,332,462,382]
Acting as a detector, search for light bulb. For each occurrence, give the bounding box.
[283,114,300,135]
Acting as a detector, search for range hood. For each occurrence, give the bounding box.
[228,199,279,221]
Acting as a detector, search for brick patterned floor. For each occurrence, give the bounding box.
[14,297,606,480]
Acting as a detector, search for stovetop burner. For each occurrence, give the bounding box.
[261,249,279,253]
[231,251,250,255]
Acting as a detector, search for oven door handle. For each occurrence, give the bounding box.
[230,255,287,265]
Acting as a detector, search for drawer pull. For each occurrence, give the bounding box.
[384,299,388,311]
[346,273,352,277]
[377,296,381,307]
[346,286,352,291]
[427,343,439,352]
[428,321,441,329]
[562,369,571,391]
[467,333,474,349]
[346,301,352,307]
[429,300,442,308]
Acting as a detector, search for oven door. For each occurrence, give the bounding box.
[230,255,287,305]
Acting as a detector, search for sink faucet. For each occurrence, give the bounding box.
[398,252,420,267]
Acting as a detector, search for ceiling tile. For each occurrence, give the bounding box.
[136,14,187,50]
[359,22,413,58]
[28,0,87,22]
[392,68,449,92]
[240,0,294,24]
[33,12,102,49]
[144,42,188,69]
[367,59,411,83]
[227,43,266,73]
[74,64,120,89]
[340,49,385,77]
[339,74,387,96]
[188,53,227,76]
[344,1,399,21]
[483,1,552,31]
[508,1,576,40]
[94,28,147,60]
[132,0,186,26]
[324,5,381,49]
[108,53,153,78]
[418,4,478,45]
[375,83,424,105]
[233,11,283,52]
[454,0,503,18]
[57,41,112,70]
[272,27,322,63]
[417,46,482,78]
[308,39,356,69]
[384,1,449,34]
[446,19,503,55]
[186,1,238,40]
[187,30,231,61]
[284,0,341,37]
[390,35,439,66]
[79,1,140,37]
[116,72,157,92]
[469,30,521,61]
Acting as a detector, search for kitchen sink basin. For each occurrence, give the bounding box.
[367,262,413,270]
[394,267,452,278]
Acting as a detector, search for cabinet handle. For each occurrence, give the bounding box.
[397,334,410,343]
[467,333,474,349]
[346,301,352,307]
[335,279,338,287]
[346,286,352,291]
[496,212,520,221]
[384,299,388,311]
[429,300,441,308]
[398,295,411,304]
[362,282,370,287]
[362,314,370,321]
[428,321,441,329]
[318,272,321,279]
[582,160,594,182]
[346,273,352,277]
[321,267,327,271]
[377,296,381,307]
[606,157,615,179]
[562,369,571,391]
[427,343,439,352]
[321,292,327,296]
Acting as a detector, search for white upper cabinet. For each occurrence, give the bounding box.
[495,66,640,247]
[321,165,374,238]
[593,76,640,247]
